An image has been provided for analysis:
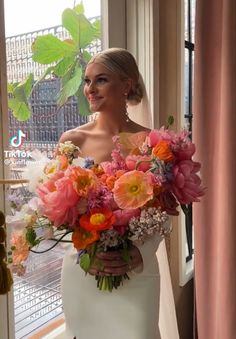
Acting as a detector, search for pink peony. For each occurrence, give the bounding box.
[113,209,141,235]
[171,160,204,204]
[113,209,141,225]
[148,128,174,147]
[172,142,196,160]
[37,176,80,227]
[125,155,152,172]
[156,191,179,216]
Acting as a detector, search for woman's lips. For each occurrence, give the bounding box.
[88,96,102,102]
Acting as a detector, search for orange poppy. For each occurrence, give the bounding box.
[152,141,175,162]
[80,209,116,232]
[72,228,99,250]
[69,167,98,196]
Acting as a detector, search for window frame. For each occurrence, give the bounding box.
[179,0,196,286]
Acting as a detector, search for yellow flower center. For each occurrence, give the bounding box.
[90,213,106,225]
[78,176,90,188]
[129,184,140,195]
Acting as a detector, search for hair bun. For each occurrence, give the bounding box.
[127,82,143,105]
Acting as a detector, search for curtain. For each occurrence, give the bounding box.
[193,0,236,338]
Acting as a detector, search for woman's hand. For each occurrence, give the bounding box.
[88,245,143,276]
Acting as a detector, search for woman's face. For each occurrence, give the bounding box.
[83,62,131,113]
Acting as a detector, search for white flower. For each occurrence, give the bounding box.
[72,156,85,167]
[59,141,81,156]
[23,149,50,192]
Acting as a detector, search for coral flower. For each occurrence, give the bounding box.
[80,209,116,231]
[125,155,152,172]
[72,228,99,250]
[113,170,154,209]
[152,140,175,162]
[68,167,98,196]
[11,231,30,264]
[37,176,80,227]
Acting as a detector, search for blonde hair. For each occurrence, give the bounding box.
[88,48,143,105]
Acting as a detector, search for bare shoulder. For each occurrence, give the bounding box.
[58,121,94,147]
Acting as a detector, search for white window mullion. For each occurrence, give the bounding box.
[0,0,15,338]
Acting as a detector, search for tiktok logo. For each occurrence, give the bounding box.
[10,129,26,148]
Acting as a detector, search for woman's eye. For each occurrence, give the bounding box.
[84,78,90,85]
[97,77,107,83]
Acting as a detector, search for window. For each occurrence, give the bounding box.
[184,0,196,263]
[4,1,101,338]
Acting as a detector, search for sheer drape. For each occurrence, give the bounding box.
[193,1,236,338]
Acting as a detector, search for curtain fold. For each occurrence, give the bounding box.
[193,0,236,338]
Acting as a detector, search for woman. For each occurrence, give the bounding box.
[59,48,179,339]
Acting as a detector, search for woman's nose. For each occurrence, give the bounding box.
[87,81,96,93]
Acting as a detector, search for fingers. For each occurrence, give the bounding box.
[96,251,122,260]
[88,246,143,276]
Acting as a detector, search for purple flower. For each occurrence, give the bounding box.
[84,157,95,168]
[87,187,113,210]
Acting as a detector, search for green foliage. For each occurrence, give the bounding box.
[166,115,175,128]
[32,34,76,64]
[8,74,34,121]
[57,64,82,106]
[8,1,101,121]
[80,253,91,272]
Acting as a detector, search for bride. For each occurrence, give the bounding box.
[59,47,179,339]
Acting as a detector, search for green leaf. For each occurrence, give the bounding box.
[166,115,174,128]
[80,253,91,272]
[92,18,101,39]
[54,56,75,77]
[62,9,81,45]
[34,66,55,87]
[76,83,91,116]
[77,15,100,48]
[12,73,34,102]
[121,248,130,263]
[57,64,82,106]
[7,83,18,94]
[8,98,32,121]
[32,34,76,64]
[74,2,84,15]
[82,50,92,63]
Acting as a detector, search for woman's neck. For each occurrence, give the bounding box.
[93,110,131,135]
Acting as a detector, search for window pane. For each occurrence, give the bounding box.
[191,0,196,43]
[4,1,101,338]
[184,48,190,128]
[184,0,189,41]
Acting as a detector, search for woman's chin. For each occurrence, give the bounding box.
[89,103,100,112]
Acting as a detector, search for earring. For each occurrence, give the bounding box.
[124,93,130,122]
[125,110,130,122]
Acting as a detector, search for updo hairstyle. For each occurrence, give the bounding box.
[87,48,143,105]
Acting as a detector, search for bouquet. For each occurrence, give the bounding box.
[7,127,204,291]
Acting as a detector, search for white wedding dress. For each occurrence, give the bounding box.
[61,229,180,339]
[61,103,179,339]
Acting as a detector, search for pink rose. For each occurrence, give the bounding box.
[113,209,140,235]
[125,155,152,172]
[171,160,204,204]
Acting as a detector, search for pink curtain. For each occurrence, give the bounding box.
[193,0,236,338]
